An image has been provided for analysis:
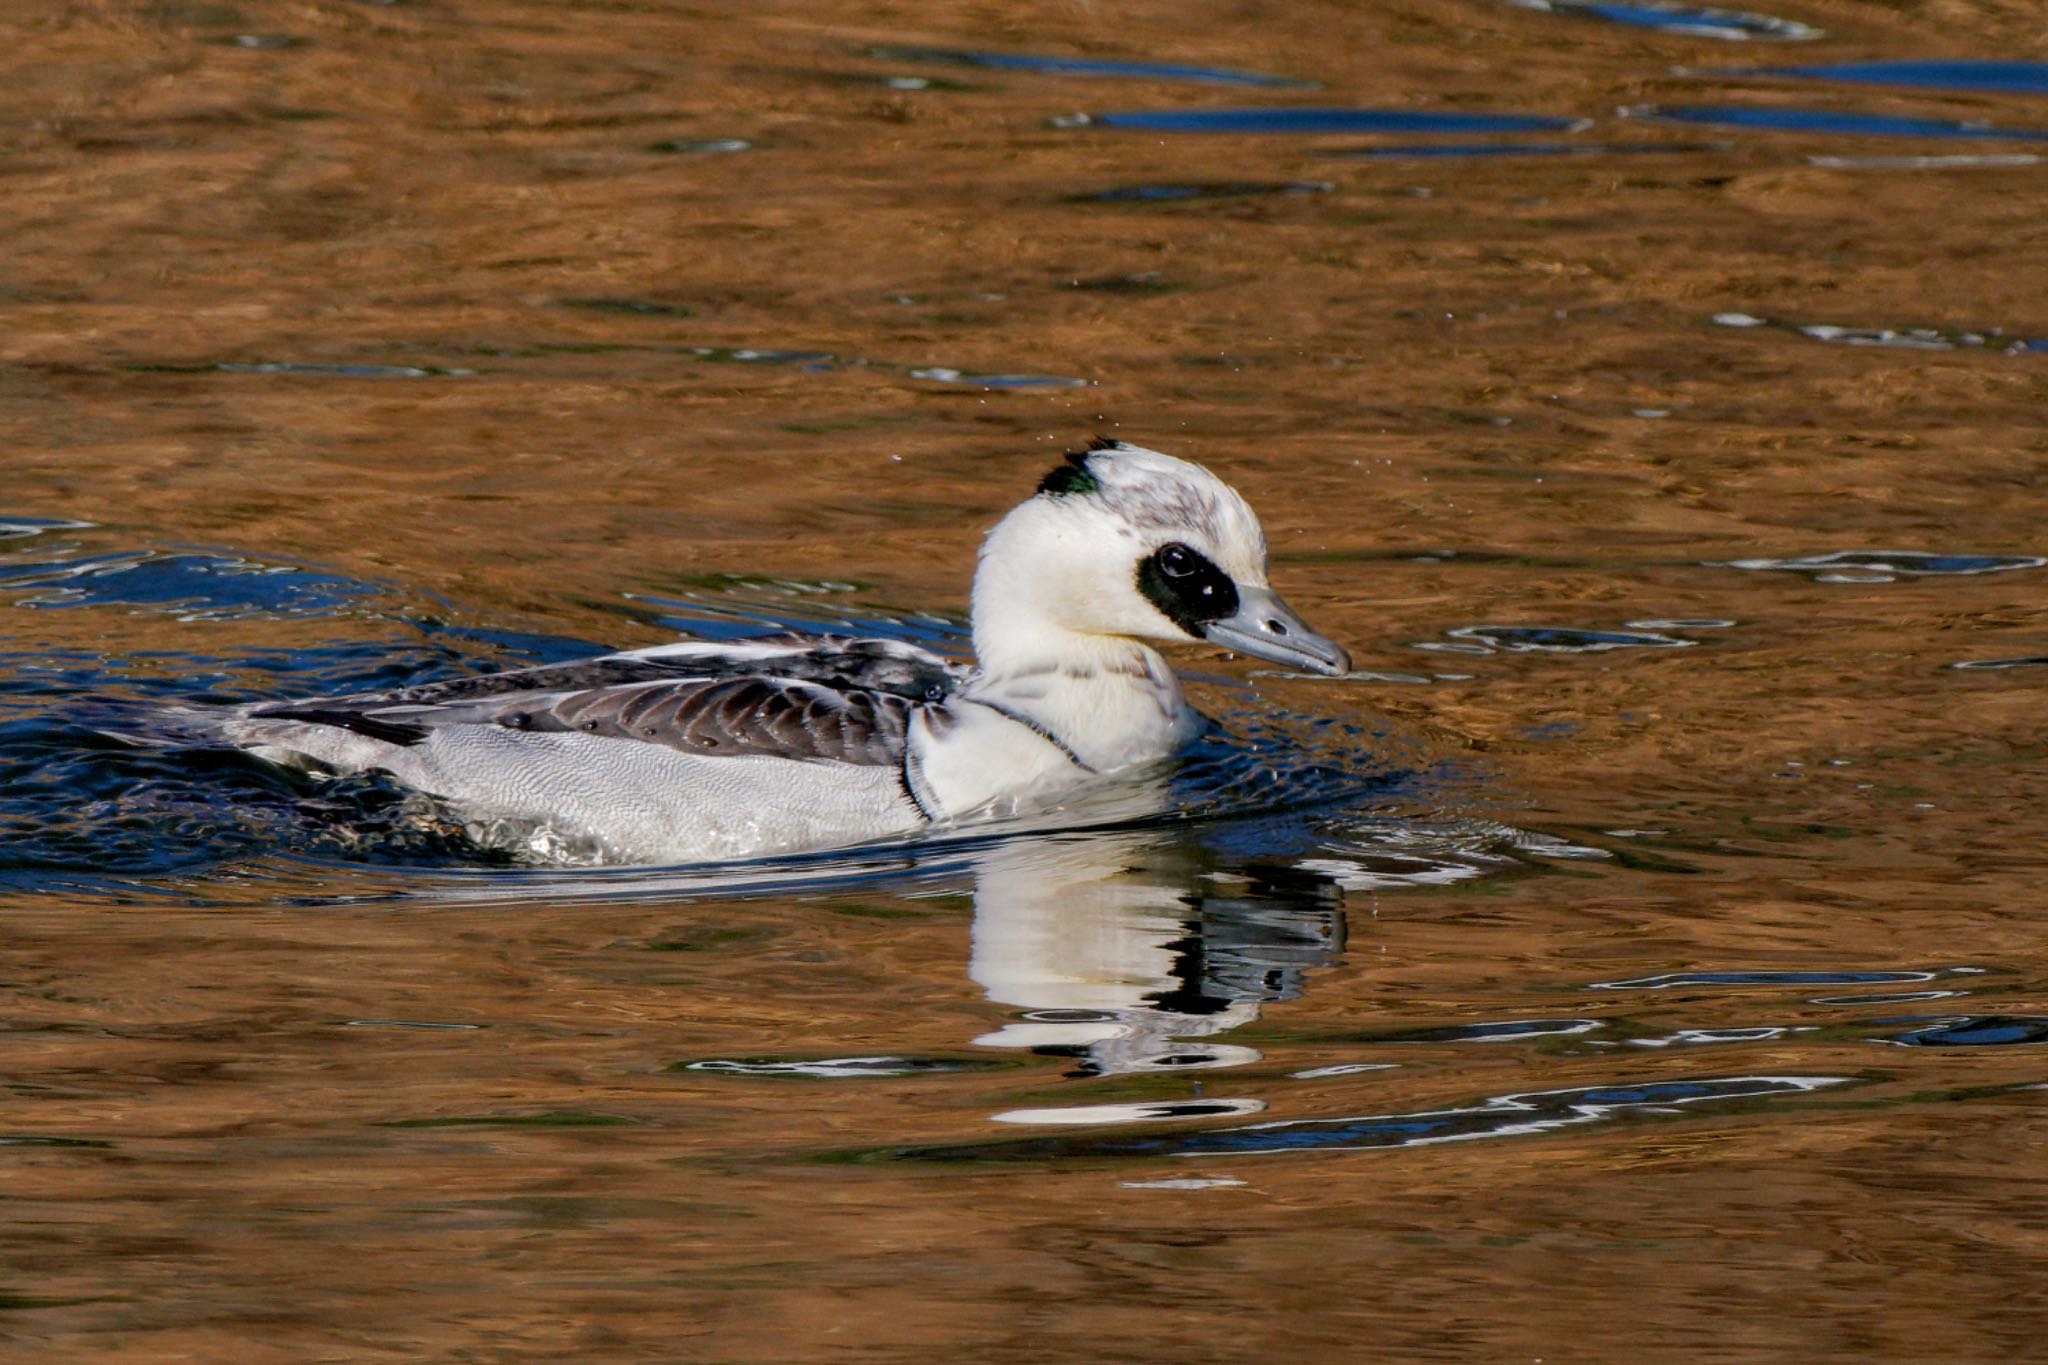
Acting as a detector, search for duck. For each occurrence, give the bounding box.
[222,439,1350,864]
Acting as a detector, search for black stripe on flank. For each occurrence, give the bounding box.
[1136,542,1239,635]
[262,708,429,747]
[898,748,939,822]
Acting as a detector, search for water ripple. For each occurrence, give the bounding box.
[890,1075,1850,1161]
[992,1099,1269,1126]
[1879,1016,2048,1047]
[1322,141,1714,159]
[1505,0,1820,41]
[1751,60,2048,96]
[1590,968,1953,990]
[1416,624,1698,654]
[646,138,751,155]
[680,1056,1000,1078]
[127,360,471,378]
[1349,1019,1603,1044]
[908,368,1090,390]
[1057,109,1585,135]
[1719,550,2045,581]
[865,46,1316,90]
[215,361,471,378]
[0,549,390,620]
[1627,104,2048,141]
[559,297,695,318]
[1711,312,2048,353]
[1950,656,2048,672]
[1073,182,1332,203]
[1805,153,2040,170]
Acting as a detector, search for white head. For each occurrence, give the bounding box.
[970,439,1349,676]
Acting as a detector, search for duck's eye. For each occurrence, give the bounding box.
[1137,541,1240,633]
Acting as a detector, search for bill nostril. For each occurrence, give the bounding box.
[1267,619,1288,636]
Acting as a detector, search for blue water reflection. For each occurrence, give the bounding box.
[1505,0,1819,41]
[1753,61,2048,96]
[1630,105,2048,141]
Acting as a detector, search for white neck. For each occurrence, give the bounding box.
[965,505,1195,770]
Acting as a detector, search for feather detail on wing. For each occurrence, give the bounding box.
[242,634,964,767]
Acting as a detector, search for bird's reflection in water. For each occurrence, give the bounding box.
[966,831,1346,1097]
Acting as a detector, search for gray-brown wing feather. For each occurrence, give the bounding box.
[253,675,917,766]
[303,635,959,709]
[497,677,912,765]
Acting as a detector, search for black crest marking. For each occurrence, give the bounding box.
[1040,437,1136,496]
[1137,541,1239,635]
[1038,450,1100,497]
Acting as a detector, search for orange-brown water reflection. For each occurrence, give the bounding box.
[4,0,2048,1357]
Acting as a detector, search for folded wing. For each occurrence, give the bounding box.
[243,634,964,767]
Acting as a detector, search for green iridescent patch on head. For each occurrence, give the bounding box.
[1037,451,1101,497]
[1038,436,1135,497]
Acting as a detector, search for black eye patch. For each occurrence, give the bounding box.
[1137,542,1239,633]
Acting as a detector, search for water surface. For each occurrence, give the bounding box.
[3,1,2046,1358]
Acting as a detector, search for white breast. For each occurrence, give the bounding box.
[908,702,1097,821]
